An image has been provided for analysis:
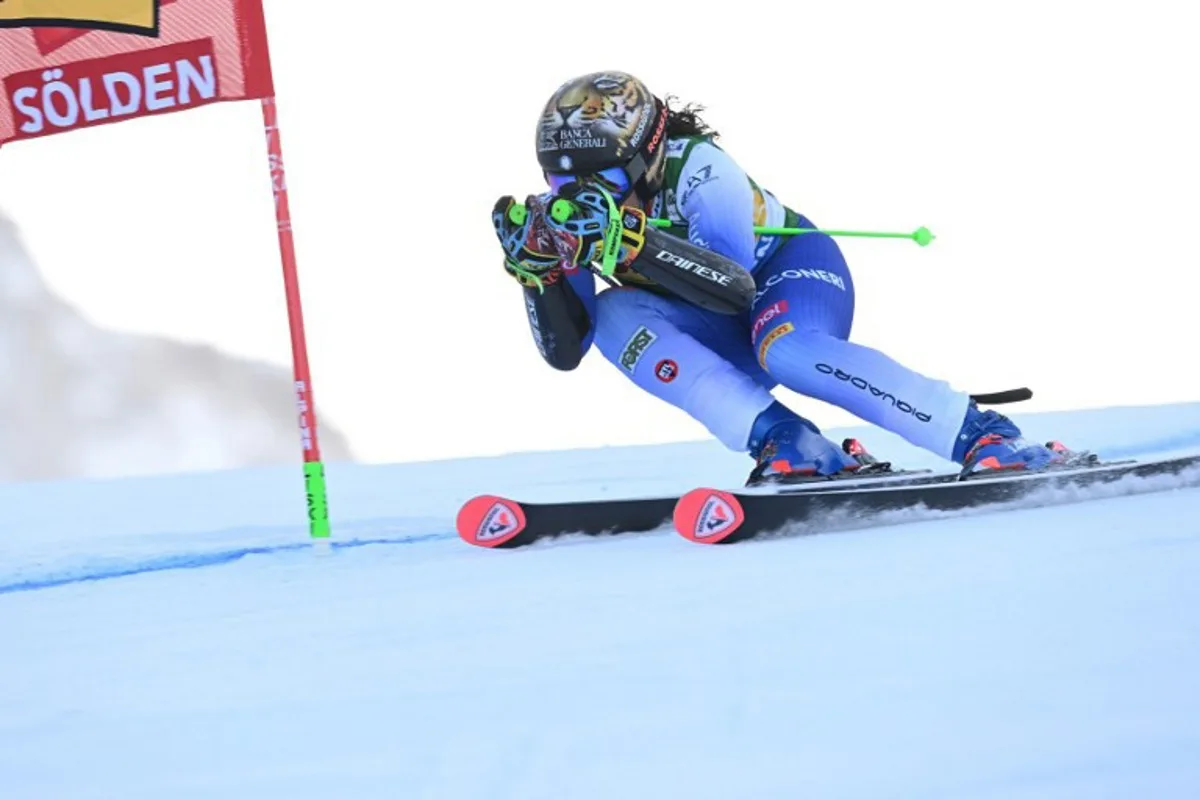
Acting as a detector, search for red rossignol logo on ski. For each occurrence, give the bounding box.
[457,495,528,548]
[673,489,745,544]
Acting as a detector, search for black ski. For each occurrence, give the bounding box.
[456,438,933,548]
[457,387,1041,549]
[674,452,1200,545]
[458,417,1200,551]
[457,492,678,549]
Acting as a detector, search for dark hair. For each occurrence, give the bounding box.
[663,94,719,140]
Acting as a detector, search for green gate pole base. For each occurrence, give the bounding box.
[304,461,331,549]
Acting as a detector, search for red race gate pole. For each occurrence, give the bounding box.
[261,95,330,541]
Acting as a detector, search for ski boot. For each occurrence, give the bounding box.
[953,404,1094,477]
[745,401,859,486]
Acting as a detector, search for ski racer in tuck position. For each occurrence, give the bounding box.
[492,70,1075,484]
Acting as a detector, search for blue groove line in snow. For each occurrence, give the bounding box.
[0,532,454,596]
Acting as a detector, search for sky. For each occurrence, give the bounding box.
[0,0,1197,467]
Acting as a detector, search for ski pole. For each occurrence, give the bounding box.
[510,190,937,279]
[648,219,936,246]
[510,200,935,249]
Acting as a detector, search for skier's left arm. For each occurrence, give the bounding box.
[493,193,598,371]
[546,182,755,315]
[676,142,759,271]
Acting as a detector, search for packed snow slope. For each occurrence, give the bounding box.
[2,402,1200,799]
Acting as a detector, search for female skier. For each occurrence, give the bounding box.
[492,70,1069,482]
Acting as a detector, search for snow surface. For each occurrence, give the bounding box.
[2,403,1200,799]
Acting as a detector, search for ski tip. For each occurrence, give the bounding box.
[674,489,746,544]
[456,495,528,548]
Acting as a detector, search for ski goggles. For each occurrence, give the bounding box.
[544,165,632,201]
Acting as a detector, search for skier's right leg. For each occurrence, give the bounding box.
[590,285,853,473]
[590,286,772,451]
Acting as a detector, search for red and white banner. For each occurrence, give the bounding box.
[0,0,274,147]
[0,1,332,538]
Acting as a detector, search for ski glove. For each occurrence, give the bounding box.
[492,193,563,290]
[542,182,647,272]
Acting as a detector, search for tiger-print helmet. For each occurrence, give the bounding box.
[536,71,670,205]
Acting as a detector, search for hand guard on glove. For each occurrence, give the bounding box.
[491,192,563,290]
[542,182,647,274]
[492,182,648,290]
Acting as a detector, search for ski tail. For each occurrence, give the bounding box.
[970,387,1033,405]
